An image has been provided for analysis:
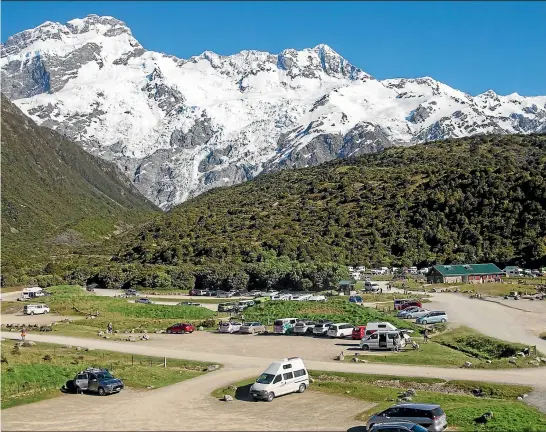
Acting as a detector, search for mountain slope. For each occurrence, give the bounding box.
[2,15,546,209]
[1,94,158,263]
[115,134,546,268]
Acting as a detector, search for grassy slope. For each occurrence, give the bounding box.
[0,95,158,266]
[212,372,546,432]
[1,341,215,409]
[116,134,546,268]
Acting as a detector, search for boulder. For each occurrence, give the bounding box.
[228,385,237,391]
[463,361,473,368]
[98,331,105,337]
[361,359,369,363]
[352,357,360,363]
[207,364,220,372]
[22,341,36,347]
[309,377,315,383]
[517,352,525,357]
[147,386,155,390]
[75,346,82,351]
[128,336,137,342]
[406,389,416,396]
[198,326,204,331]
[485,360,492,364]
[508,358,517,365]
[223,394,233,402]
[517,396,523,400]
[62,345,72,349]
[141,334,149,341]
[523,394,529,398]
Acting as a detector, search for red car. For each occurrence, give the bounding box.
[352,325,366,340]
[166,323,195,334]
[399,300,422,310]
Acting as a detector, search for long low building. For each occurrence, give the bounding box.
[426,263,503,284]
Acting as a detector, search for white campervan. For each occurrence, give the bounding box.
[23,304,50,315]
[20,287,44,301]
[249,357,309,402]
[364,322,397,336]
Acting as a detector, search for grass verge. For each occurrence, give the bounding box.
[1,340,217,409]
[212,371,546,431]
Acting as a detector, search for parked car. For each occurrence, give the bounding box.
[218,302,236,312]
[166,323,195,334]
[86,286,95,292]
[136,298,152,304]
[352,325,366,340]
[240,322,266,334]
[349,295,364,305]
[364,281,380,292]
[73,367,124,395]
[208,290,218,297]
[416,311,448,325]
[404,308,430,319]
[312,321,332,336]
[397,306,420,318]
[273,318,298,334]
[327,323,354,338]
[249,357,309,402]
[360,330,410,351]
[292,294,313,301]
[23,304,50,315]
[399,301,423,310]
[271,294,292,301]
[219,321,242,333]
[366,403,447,432]
[178,302,201,306]
[250,290,262,297]
[125,289,139,297]
[369,422,429,432]
[294,321,316,335]
[237,300,255,309]
[308,295,327,302]
[217,291,234,298]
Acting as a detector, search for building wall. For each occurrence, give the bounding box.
[444,276,463,284]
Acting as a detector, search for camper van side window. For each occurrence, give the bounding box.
[283,364,292,370]
[378,324,386,329]
[294,369,307,378]
[283,372,294,380]
[273,375,282,384]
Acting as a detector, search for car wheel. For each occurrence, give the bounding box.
[98,387,105,396]
[298,383,306,393]
[31,311,35,315]
[167,329,172,334]
[266,392,275,402]
[407,315,413,319]
[441,318,446,323]
[361,344,370,351]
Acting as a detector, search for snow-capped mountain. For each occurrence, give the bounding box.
[2,15,545,209]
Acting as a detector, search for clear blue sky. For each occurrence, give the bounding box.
[2,1,545,96]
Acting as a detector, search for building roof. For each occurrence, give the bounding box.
[431,263,502,276]
[504,266,520,271]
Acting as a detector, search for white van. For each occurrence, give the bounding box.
[364,281,380,292]
[271,294,292,301]
[23,304,50,315]
[273,318,298,334]
[365,322,397,336]
[292,294,312,301]
[327,323,354,338]
[308,295,327,302]
[249,357,309,402]
[360,330,410,351]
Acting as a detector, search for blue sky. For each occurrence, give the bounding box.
[2,1,545,96]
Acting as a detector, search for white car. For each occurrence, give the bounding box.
[396,306,420,318]
[308,295,327,302]
[23,304,50,315]
[327,323,353,338]
[249,357,309,402]
[219,322,242,333]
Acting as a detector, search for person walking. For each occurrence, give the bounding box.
[423,327,430,343]
[21,325,27,342]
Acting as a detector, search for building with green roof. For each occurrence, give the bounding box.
[426,263,503,284]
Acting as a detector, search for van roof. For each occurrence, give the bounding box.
[263,358,304,374]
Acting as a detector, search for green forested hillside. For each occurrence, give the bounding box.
[117,134,546,269]
[0,95,158,269]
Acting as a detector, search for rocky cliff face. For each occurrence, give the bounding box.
[3,15,546,209]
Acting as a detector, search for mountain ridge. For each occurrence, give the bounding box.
[2,14,546,208]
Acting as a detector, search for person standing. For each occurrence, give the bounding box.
[423,327,430,343]
[21,325,27,342]
[107,322,113,334]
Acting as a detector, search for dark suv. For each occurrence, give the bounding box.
[73,368,124,396]
[366,403,447,431]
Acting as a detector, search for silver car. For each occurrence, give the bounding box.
[366,403,447,432]
[404,308,430,319]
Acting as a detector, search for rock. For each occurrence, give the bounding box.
[114,330,119,334]
[141,334,149,341]
[517,396,523,400]
[62,345,72,349]
[352,357,360,363]
[354,352,359,356]
[22,341,36,347]
[98,331,105,337]
[228,385,237,391]
[104,336,110,339]
[401,396,412,402]
[147,385,155,390]
[463,361,473,368]
[485,360,492,364]
[75,346,82,351]
[84,348,94,352]
[406,389,416,396]
[155,330,162,334]
[198,326,204,331]
[223,394,233,402]
[517,352,525,357]
[131,329,135,334]
[345,390,351,394]
[309,377,315,383]
[523,394,528,398]
[509,359,517,365]
[207,364,220,372]
[143,329,148,334]
[528,360,539,366]
[360,359,369,363]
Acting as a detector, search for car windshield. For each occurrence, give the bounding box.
[255,373,275,384]
[96,371,114,380]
